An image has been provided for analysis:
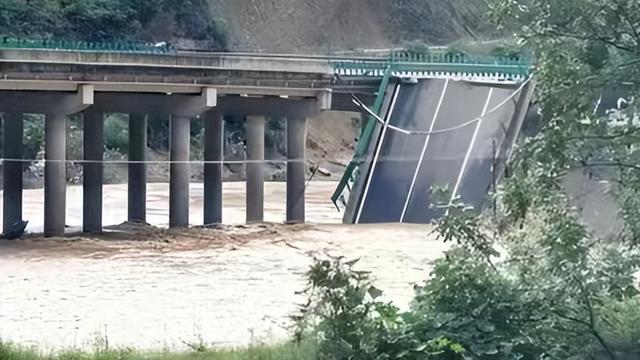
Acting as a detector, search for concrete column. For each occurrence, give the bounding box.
[83,110,104,233]
[44,113,67,237]
[204,110,224,226]
[2,113,23,235]
[128,114,147,223]
[169,115,190,228]
[246,115,265,223]
[287,117,307,224]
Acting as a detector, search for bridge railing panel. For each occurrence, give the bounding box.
[0,37,175,54]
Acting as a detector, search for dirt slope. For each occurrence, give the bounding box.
[208,0,490,53]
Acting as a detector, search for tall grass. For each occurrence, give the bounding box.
[0,341,317,360]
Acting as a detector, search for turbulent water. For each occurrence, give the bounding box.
[0,183,447,351]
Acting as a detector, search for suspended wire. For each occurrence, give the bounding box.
[0,158,305,165]
[0,153,502,165]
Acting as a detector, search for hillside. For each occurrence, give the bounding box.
[208,0,492,53]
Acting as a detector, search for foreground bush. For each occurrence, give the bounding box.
[295,239,640,359]
[295,186,640,359]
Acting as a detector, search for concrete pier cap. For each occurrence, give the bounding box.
[0,84,94,114]
[217,89,331,118]
[170,87,218,117]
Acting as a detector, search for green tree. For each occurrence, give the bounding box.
[62,0,147,42]
[414,0,640,357]
[0,0,63,37]
[488,0,640,243]
[0,0,228,47]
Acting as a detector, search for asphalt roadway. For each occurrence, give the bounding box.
[353,78,525,224]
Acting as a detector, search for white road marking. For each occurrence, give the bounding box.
[400,78,450,223]
[355,83,401,224]
[447,88,494,215]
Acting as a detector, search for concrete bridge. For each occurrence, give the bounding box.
[0,46,532,237]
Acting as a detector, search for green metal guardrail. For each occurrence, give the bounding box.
[0,37,175,54]
[330,66,393,209]
[389,49,529,66]
[330,50,532,79]
[330,49,534,213]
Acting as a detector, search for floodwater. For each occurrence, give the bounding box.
[0,182,448,351]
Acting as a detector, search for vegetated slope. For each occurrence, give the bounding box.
[0,0,226,48]
[208,0,491,53]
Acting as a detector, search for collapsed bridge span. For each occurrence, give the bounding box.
[332,52,535,223]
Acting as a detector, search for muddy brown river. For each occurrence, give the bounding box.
[0,182,448,351]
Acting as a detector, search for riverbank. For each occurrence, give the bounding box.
[0,341,317,360]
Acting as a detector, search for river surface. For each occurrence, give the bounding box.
[0,182,448,351]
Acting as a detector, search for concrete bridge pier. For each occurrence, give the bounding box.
[286,116,307,224]
[246,115,265,223]
[44,85,95,237]
[218,93,330,225]
[82,110,104,233]
[168,88,218,228]
[169,115,191,228]
[128,113,147,224]
[203,109,224,226]
[44,112,68,237]
[2,112,24,235]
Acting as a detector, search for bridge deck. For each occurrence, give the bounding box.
[344,78,534,223]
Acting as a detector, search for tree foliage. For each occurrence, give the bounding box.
[0,0,227,47]
[488,0,640,243]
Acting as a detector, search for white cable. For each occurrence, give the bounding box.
[0,154,507,165]
[0,159,304,165]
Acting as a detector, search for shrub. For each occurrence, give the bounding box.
[23,113,45,162]
[597,296,640,351]
[294,257,465,360]
[103,114,128,153]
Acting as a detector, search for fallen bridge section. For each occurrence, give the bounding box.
[342,77,534,224]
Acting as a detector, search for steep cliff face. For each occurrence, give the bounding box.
[207,0,491,53]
